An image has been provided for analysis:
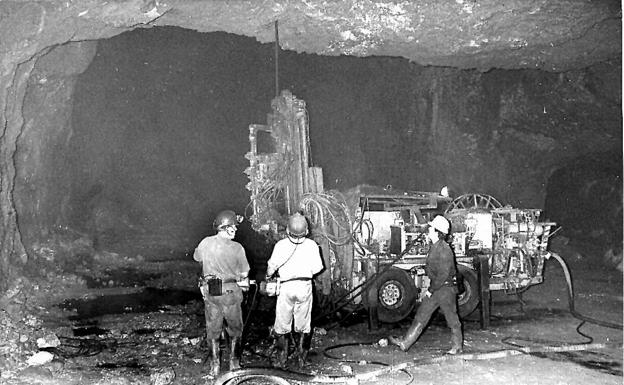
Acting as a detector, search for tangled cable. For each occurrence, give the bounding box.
[300,191,354,246]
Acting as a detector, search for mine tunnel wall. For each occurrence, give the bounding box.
[545,150,623,257]
[1,27,622,290]
[14,42,98,254]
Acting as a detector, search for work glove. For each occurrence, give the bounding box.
[424,290,432,298]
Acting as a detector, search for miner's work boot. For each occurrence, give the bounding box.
[388,322,424,352]
[208,338,221,377]
[274,334,288,368]
[229,337,241,370]
[446,327,463,355]
[296,333,310,367]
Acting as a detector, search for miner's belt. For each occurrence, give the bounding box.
[205,290,234,296]
[280,277,312,283]
[201,277,237,283]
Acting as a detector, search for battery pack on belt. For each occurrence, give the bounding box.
[199,275,241,296]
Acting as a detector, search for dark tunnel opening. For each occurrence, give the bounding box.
[545,150,623,260]
[66,28,277,263]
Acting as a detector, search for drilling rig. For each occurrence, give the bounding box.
[244,90,557,324]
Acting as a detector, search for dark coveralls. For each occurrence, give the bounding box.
[194,234,249,338]
[415,239,462,348]
[193,234,249,374]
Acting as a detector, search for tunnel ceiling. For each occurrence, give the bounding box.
[1,0,621,73]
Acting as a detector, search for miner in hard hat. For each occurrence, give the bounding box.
[389,215,463,355]
[265,212,324,368]
[193,210,250,376]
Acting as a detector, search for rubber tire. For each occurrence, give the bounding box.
[456,265,480,318]
[370,267,417,323]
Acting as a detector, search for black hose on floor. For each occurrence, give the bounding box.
[312,252,624,385]
[221,335,621,384]
[549,252,623,330]
[214,367,355,385]
[223,251,622,384]
[497,252,622,353]
[323,341,414,385]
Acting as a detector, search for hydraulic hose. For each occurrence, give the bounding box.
[222,252,623,385]
[320,339,622,383]
[322,342,414,384]
[242,284,259,330]
[313,238,421,324]
[496,252,622,353]
[549,252,622,329]
[218,341,620,385]
[214,367,356,385]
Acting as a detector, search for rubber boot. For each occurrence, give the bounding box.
[446,327,463,355]
[273,334,288,368]
[296,333,310,367]
[229,337,241,370]
[388,322,424,352]
[208,338,221,377]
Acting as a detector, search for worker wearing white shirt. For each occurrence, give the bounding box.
[265,212,324,368]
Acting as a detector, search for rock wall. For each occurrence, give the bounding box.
[0,1,620,289]
[51,29,620,262]
[14,42,97,250]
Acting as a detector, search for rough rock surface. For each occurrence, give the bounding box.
[1,0,620,73]
[0,1,621,284]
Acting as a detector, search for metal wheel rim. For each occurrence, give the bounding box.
[457,280,472,306]
[379,280,403,308]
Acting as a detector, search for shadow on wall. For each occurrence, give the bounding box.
[544,151,622,267]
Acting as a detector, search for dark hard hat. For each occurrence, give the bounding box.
[213,210,242,230]
[287,213,308,237]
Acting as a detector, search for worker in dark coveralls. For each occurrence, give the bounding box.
[193,210,250,376]
[265,212,324,368]
[389,215,463,355]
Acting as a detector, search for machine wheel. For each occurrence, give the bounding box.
[370,267,417,323]
[445,193,503,213]
[456,265,480,318]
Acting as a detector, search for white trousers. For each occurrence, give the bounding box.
[273,280,313,334]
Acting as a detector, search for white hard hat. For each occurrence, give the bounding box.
[429,215,450,234]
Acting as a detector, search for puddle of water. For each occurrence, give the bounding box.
[97,361,150,374]
[60,287,202,319]
[73,326,109,336]
[98,361,143,369]
[81,268,159,288]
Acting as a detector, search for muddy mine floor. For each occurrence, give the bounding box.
[0,241,622,385]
